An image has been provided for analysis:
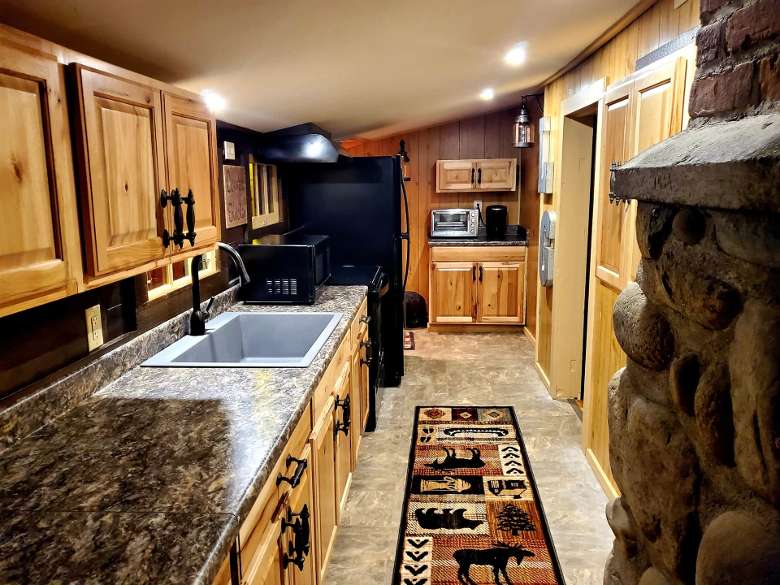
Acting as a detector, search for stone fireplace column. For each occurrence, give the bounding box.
[604,1,780,584]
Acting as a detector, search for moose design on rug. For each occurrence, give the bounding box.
[453,543,535,585]
[425,447,485,470]
[415,507,484,530]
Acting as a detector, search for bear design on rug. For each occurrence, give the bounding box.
[415,507,484,530]
[453,543,535,585]
[425,447,485,470]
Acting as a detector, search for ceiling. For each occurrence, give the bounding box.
[1,0,638,138]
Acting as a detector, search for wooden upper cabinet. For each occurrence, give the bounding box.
[594,81,633,290]
[436,159,474,192]
[436,159,516,192]
[631,57,686,158]
[162,92,220,249]
[0,36,81,317]
[477,262,525,324]
[475,159,516,191]
[430,261,476,323]
[72,65,168,279]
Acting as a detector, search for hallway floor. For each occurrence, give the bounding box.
[323,330,613,585]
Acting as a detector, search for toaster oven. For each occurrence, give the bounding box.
[430,208,479,238]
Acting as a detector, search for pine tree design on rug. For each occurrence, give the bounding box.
[393,406,565,585]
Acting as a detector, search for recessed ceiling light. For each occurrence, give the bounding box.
[479,87,495,101]
[201,89,227,114]
[504,43,527,67]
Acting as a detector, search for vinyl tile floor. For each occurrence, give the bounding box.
[323,329,614,585]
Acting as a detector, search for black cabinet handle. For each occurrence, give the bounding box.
[360,315,371,326]
[162,229,171,249]
[477,168,482,184]
[276,455,307,488]
[334,396,351,437]
[479,265,483,281]
[471,167,476,185]
[282,504,311,571]
[182,189,197,246]
[472,265,476,281]
[360,339,372,353]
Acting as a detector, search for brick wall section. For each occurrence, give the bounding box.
[690,0,780,118]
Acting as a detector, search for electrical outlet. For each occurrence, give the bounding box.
[473,200,483,212]
[85,305,103,352]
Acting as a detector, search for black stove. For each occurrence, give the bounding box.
[330,264,388,431]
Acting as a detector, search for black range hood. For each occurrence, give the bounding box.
[256,122,346,163]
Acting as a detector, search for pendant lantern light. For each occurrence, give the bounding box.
[513,96,534,148]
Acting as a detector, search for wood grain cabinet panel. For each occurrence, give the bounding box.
[162,92,220,249]
[0,37,81,317]
[430,261,477,323]
[283,444,317,585]
[477,262,525,324]
[72,65,168,278]
[475,159,516,191]
[311,397,337,584]
[333,362,353,518]
[436,160,475,192]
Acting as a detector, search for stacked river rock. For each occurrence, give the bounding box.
[605,0,780,584]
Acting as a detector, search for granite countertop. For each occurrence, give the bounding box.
[428,225,528,247]
[0,286,367,585]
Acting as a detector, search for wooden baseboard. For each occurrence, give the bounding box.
[522,326,536,344]
[585,448,620,499]
[534,361,551,390]
[427,323,524,334]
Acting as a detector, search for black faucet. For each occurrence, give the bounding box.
[190,242,251,336]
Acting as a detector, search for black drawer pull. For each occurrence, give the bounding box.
[282,504,311,571]
[360,315,371,325]
[334,396,351,438]
[276,455,307,488]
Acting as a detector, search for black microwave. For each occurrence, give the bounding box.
[238,234,331,304]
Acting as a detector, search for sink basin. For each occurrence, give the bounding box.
[142,311,341,368]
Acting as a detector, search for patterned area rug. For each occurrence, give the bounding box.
[392,406,565,585]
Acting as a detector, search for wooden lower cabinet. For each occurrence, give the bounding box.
[222,309,368,585]
[429,246,527,328]
[477,262,525,323]
[430,261,477,323]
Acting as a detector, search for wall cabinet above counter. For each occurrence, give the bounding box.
[0,25,222,317]
[435,158,517,192]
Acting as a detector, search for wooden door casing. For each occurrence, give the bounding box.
[436,160,475,192]
[475,159,517,191]
[0,37,81,317]
[476,262,525,324]
[429,261,476,323]
[73,65,168,278]
[162,91,220,249]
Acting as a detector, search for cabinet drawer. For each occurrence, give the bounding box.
[311,332,350,423]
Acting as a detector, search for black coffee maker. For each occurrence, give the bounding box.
[485,205,508,239]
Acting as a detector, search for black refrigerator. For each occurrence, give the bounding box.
[285,155,406,389]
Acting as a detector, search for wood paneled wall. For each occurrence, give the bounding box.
[342,104,542,337]
[535,0,700,377]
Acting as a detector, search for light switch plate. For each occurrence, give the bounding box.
[223,140,236,161]
[85,304,103,352]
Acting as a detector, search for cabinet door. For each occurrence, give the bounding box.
[359,339,370,432]
[283,444,317,585]
[477,262,525,324]
[626,57,687,280]
[311,399,337,583]
[162,92,220,249]
[436,160,475,192]
[430,261,476,323]
[333,363,352,518]
[350,347,363,467]
[242,516,284,585]
[475,159,516,191]
[73,65,168,277]
[0,37,81,317]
